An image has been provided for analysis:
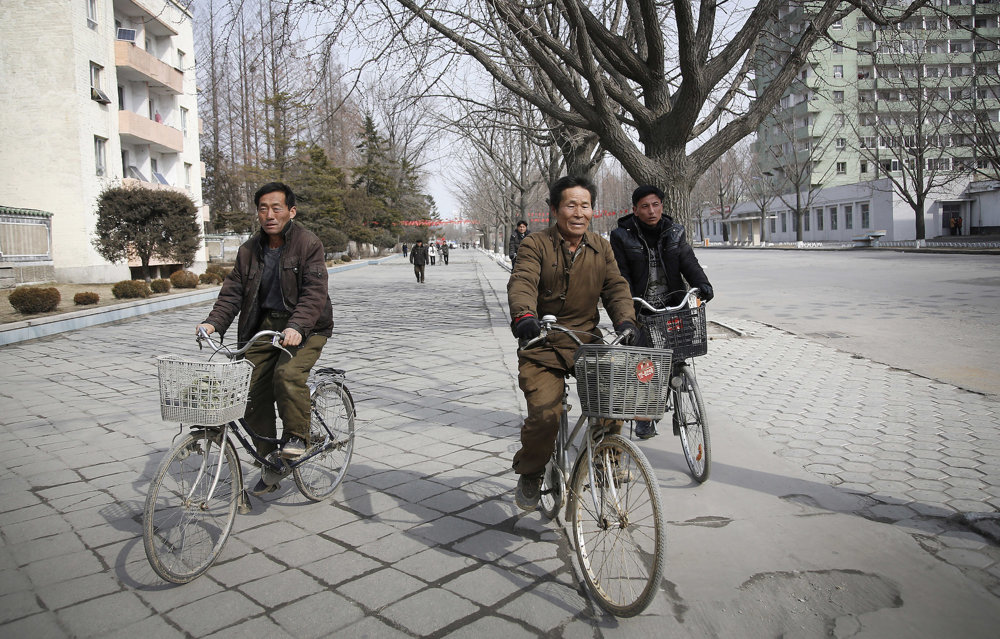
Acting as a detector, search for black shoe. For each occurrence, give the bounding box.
[635,420,658,440]
[250,476,278,496]
[280,436,308,459]
[515,473,543,511]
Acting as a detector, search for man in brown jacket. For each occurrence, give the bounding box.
[197,182,333,495]
[507,175,637,510]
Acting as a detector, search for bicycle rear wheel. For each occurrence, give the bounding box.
[143,430,240,584]
[569,434,666,617]
[674,366,710,483]
[293,382,355,501]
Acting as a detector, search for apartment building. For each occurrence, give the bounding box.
[748,1,1000,242]
[0,0,206,283]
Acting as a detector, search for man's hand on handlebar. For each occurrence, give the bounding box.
[196,323,215,337]
[614,320,638,346]
[514,315,541,340]
[281,327,303,347]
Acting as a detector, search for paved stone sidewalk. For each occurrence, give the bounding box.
[0,250,997,637]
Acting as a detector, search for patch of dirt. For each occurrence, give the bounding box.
[1,282,218,326]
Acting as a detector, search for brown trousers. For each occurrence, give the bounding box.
[512,358,620,476]
[244,313,327,457]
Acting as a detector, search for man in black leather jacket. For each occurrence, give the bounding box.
[610,185,714,439]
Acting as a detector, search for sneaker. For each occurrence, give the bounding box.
[280,436,308,459]
[515,473,543,511]
[250,476,278,496]
[635,420,658,440]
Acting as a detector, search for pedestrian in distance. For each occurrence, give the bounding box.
[410,239,429,283]
[507,175,638,511]
[956,215,964,236]
[441,242,450,265]
[196,182,334,495]
[402,243,408,258]
[610,184,714,440]
[428,242,437,266]
[509,220,529,265]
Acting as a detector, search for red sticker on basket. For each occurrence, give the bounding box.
[635,359,655,383]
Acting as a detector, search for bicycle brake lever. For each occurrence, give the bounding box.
[271,334,294,357]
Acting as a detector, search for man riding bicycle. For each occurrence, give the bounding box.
[196,182,333,495]
[507,175,638,510]
[610,184,714,439]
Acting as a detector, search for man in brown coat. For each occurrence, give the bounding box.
[507,175,637,510]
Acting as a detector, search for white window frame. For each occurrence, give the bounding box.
[87,0,98,28]
[833,90,845,103]
[833,65,844,78]
[836,161,847,174]
[94,136,107,176]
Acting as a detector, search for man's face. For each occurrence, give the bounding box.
[634,193,663,226]
[517,223,527,234]
[552,186,593,243]
[257,190,296,239]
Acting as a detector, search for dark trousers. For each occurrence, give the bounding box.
[513,358,621,476]
[244,313,326,457]
[413,264,425,282]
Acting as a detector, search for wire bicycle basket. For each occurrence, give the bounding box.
[640,303,708,359]
[156,356,254,425]
[573,345,673,420]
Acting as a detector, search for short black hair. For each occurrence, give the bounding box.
[254,182,296,208]
[517,220,528,227]
[632,185,664,206]
[548,175,597,210]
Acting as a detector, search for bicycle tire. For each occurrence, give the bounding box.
[674,366,711,483]
[293,382,355,501]
[143,430,240,584]
[539,458,563,522]
[568,434,666,617]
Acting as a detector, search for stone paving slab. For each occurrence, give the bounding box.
[0,250,998,637]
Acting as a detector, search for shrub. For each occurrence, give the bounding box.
[199,272,223,285]
[340,254,352,262]
[205,263,232,278]
[169,270,199,289]
[111,280,151,299]
[73,292,100,305]
[150,278,171,294]
[9,286,61,314]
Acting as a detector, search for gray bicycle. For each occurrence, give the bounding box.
[143,329,356,584]
[523,319,669,617]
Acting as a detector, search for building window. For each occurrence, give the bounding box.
[184,163,192,189]
[87,0,98,28]
[845,205,853,229]
[832,43,843,54]
[180,107,189,137]
[860,160,869,174]
[836,138,846,149]
[177,49,186,71]
[836,161,847,174]
[816,208,824,231]
[832,19,842,29]
[861,203,870,229]
[90,63,111,104]
[833,65,844,78]
[781,211,787,233]
[829,206,838,231]
[805,209,812,232]
[770,217,776,233]
[833,90,844,103]
[94,136,107,176]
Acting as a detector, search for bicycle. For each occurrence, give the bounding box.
[633,288,711,483]
[523,319,669,617]
[143,329,356,584]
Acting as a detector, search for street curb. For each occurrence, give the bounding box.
[0,255,399,346]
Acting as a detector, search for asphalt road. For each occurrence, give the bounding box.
[696,249,1000,396]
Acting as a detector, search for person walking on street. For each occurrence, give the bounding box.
[410,239,429,283]
[507,176,638,510]
[402,243,408,258]
[441,242,450,265]
[508,220,529,265]
[428,242,437,266]
[196,182,334,495]
[610,184,714,440]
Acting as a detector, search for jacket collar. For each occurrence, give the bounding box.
[255,219,296,252]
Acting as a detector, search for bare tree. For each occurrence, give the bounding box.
[741,154,781,245]
[699,145,749,242]
[350,0,924,226]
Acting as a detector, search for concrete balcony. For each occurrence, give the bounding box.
[115,41,183,94]
[118,110,183,153]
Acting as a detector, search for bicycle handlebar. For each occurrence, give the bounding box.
[632,287,704,314]
[196,327,292,359]
[518,315,634,351]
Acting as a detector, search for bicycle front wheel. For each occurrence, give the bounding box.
[674,366,710,483]
[293,382,355,501]
[569,434,666,617]
[143,430,240,584]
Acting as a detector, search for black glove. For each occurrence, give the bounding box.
[615,320,638,346]
[514,315,541,340]
[697,284,714,302]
